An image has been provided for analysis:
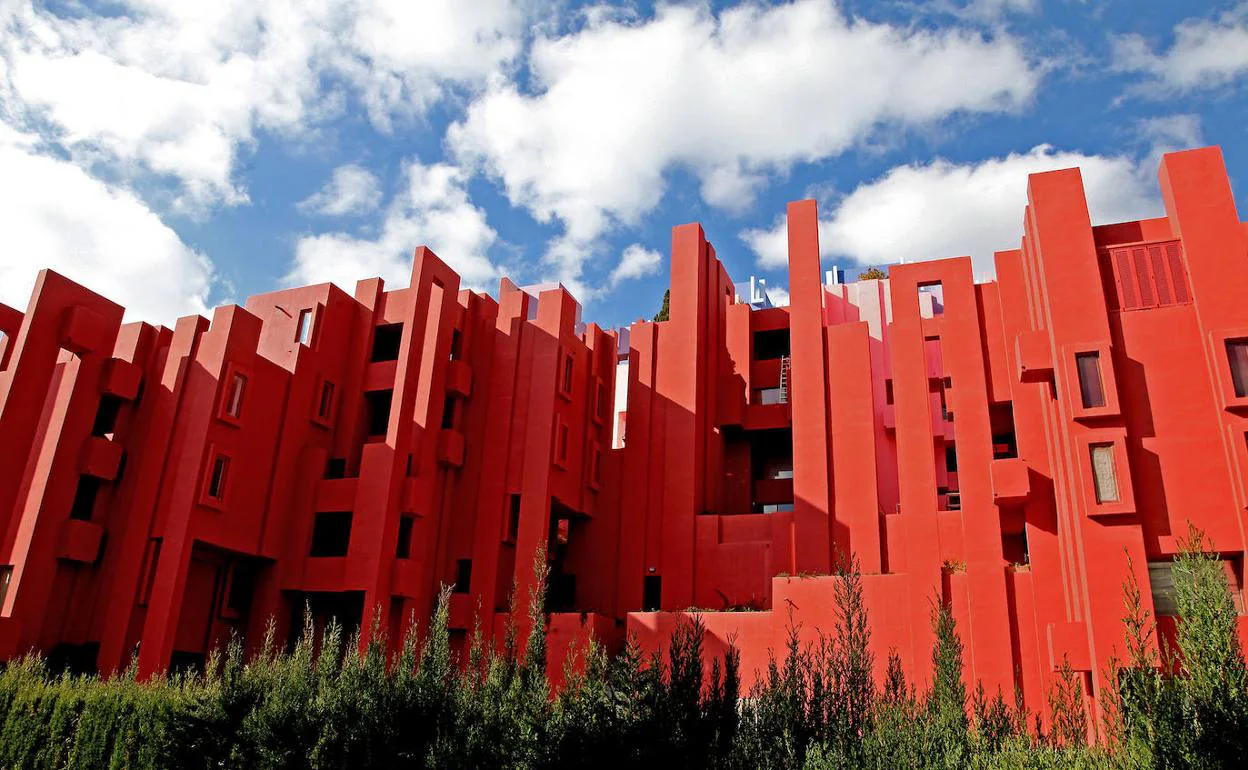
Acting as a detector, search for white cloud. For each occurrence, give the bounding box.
[1,0,523,209]
[0,141,213,324]
[297,164,383,217]
[1113,7,1248,94]
[608,244,663,286]
[766,286,791,308]
[287,160,500,293]
[449,0,1039,286]
[742,145,1161,277]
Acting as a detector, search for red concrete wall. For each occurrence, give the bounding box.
[2,147,1246,732]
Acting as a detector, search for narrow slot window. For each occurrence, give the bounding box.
[296,309,314,346]
[555,421,570,466]
[643,575,662,612]
[1076,352,1106,409]
[1227,340,1248,398]
[206,455,230,502]
[441,395,456,430]
[69,476,102,520]
[1089,444,1119,504]
[560,352,575,396]
[454,559,472,593]
[225,372,247,419]
[396,516,414,559]
[317,381,335,421]
[505,495,521,543]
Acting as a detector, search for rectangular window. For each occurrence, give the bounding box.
[945,445,958,473]
[324,458,347,479]
[1149,558,1245,617]
[1076,352,1106,408]
[753,329,791,360]
[317,381,335,422]
[594,378,608,423]
[441,395,456,430]
[69,476,102,521]
[310,511,352,557]
[885,379,894,406]
[92,395,122,438]
[365,390,393,437]
[1227,340,1248,398]
[296,309,314,346]
[591,445,603,488]
[505,494,521,543]
[555,421,570,467]
[396,516,414,559]
[371,323,403,362]
[225,372,247,419]
[643,575,662,612]
[918,282,944,318]
[449,329,462,361]
[560,351,575,396]
[206,455,230,502]
[454,559,472,594]
[0,565,12,608]
[1089,444,1119,504]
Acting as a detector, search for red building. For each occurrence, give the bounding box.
[2,146,1247,723]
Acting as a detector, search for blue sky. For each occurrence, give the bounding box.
[1,0,1246,327]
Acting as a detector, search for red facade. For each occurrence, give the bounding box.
[2,146,1248,723]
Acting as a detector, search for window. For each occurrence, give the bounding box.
[753,329,790,361]
[1227,340,1248,399]
[441,395,456,430]
[945,445,958,473]
[449,329,462,361]
[1076,352,1106,409]
[222,562,257,619]
[206,455,230,502]
[643,575,662,612]
[396,516,414,559]
[296,309,314,346]
[365,390,393,437]
[560,351,575,397]
[324,458,347,479]
[554,420,570,467]
[1089,444,1119,504]
[224,372,247,419]
[316,381,335,422]
[505,495,521,543]
[0,565,11,608]
[594,378,608,424]
[918,282,944,318]
[69,476,101,521]
[371,323,403,362]
[454,559,472,593]
[92,395,122,438]
[1149,558,1245,617]
[591,445,603,488]
[310,511,352,557]
[885,379,894,406]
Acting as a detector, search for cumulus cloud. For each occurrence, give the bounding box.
[1,0,523,209]
[298,164,383,217]
[766,286,791,308]
[1113,6,1248,95]
[0,140,213,324]
[287,160,500,293]
[449,0,1040,286]
[608,244,663,286]
[742,145,1162,277]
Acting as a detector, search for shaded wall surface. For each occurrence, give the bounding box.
[2,147,1247,721]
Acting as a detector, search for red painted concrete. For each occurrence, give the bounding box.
[2,147,1247,725]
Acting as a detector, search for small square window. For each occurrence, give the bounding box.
[1227,340,1248,399]
[1076,352,1106,409]
[371,323,403,362]
[310,511,352,557]
[296,309,315,346]
[1089,444,1119,504]
[225,372,247,419]
[206,454,230,502]
[918,282,944,318]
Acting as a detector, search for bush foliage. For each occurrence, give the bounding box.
[0,534,1245,769]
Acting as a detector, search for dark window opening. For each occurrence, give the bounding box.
[945,445,958,473]
[206,455,230,502]
[396,516,414,559]
[224,372,247,419]
[310,511,353,557]
[560,352,575,395]
[371,323,403,362]
[547,572,575,612]
[224,561,258,618]
[989,404,1018,459]
[1002,531,1029,566]
[505,495,521,543]
[1076,352,1107,408]
[1228,340,1248,398]
[69,476,101,521]
[405,453,414,477]
[643,575,662,612]
[0,565,12,607]
[441,395,456,430]
[365,390,393,437]
[92,395,123,438]
[324,458,347,479]
[454,559,472,593]
[317,381,335,421]
[296,309,314,346]
[885,379,894,406]
[555,421,570,466]
[449,329,462,361]
[753,328,791,360]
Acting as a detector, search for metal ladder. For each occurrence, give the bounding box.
[779,355,791,403]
